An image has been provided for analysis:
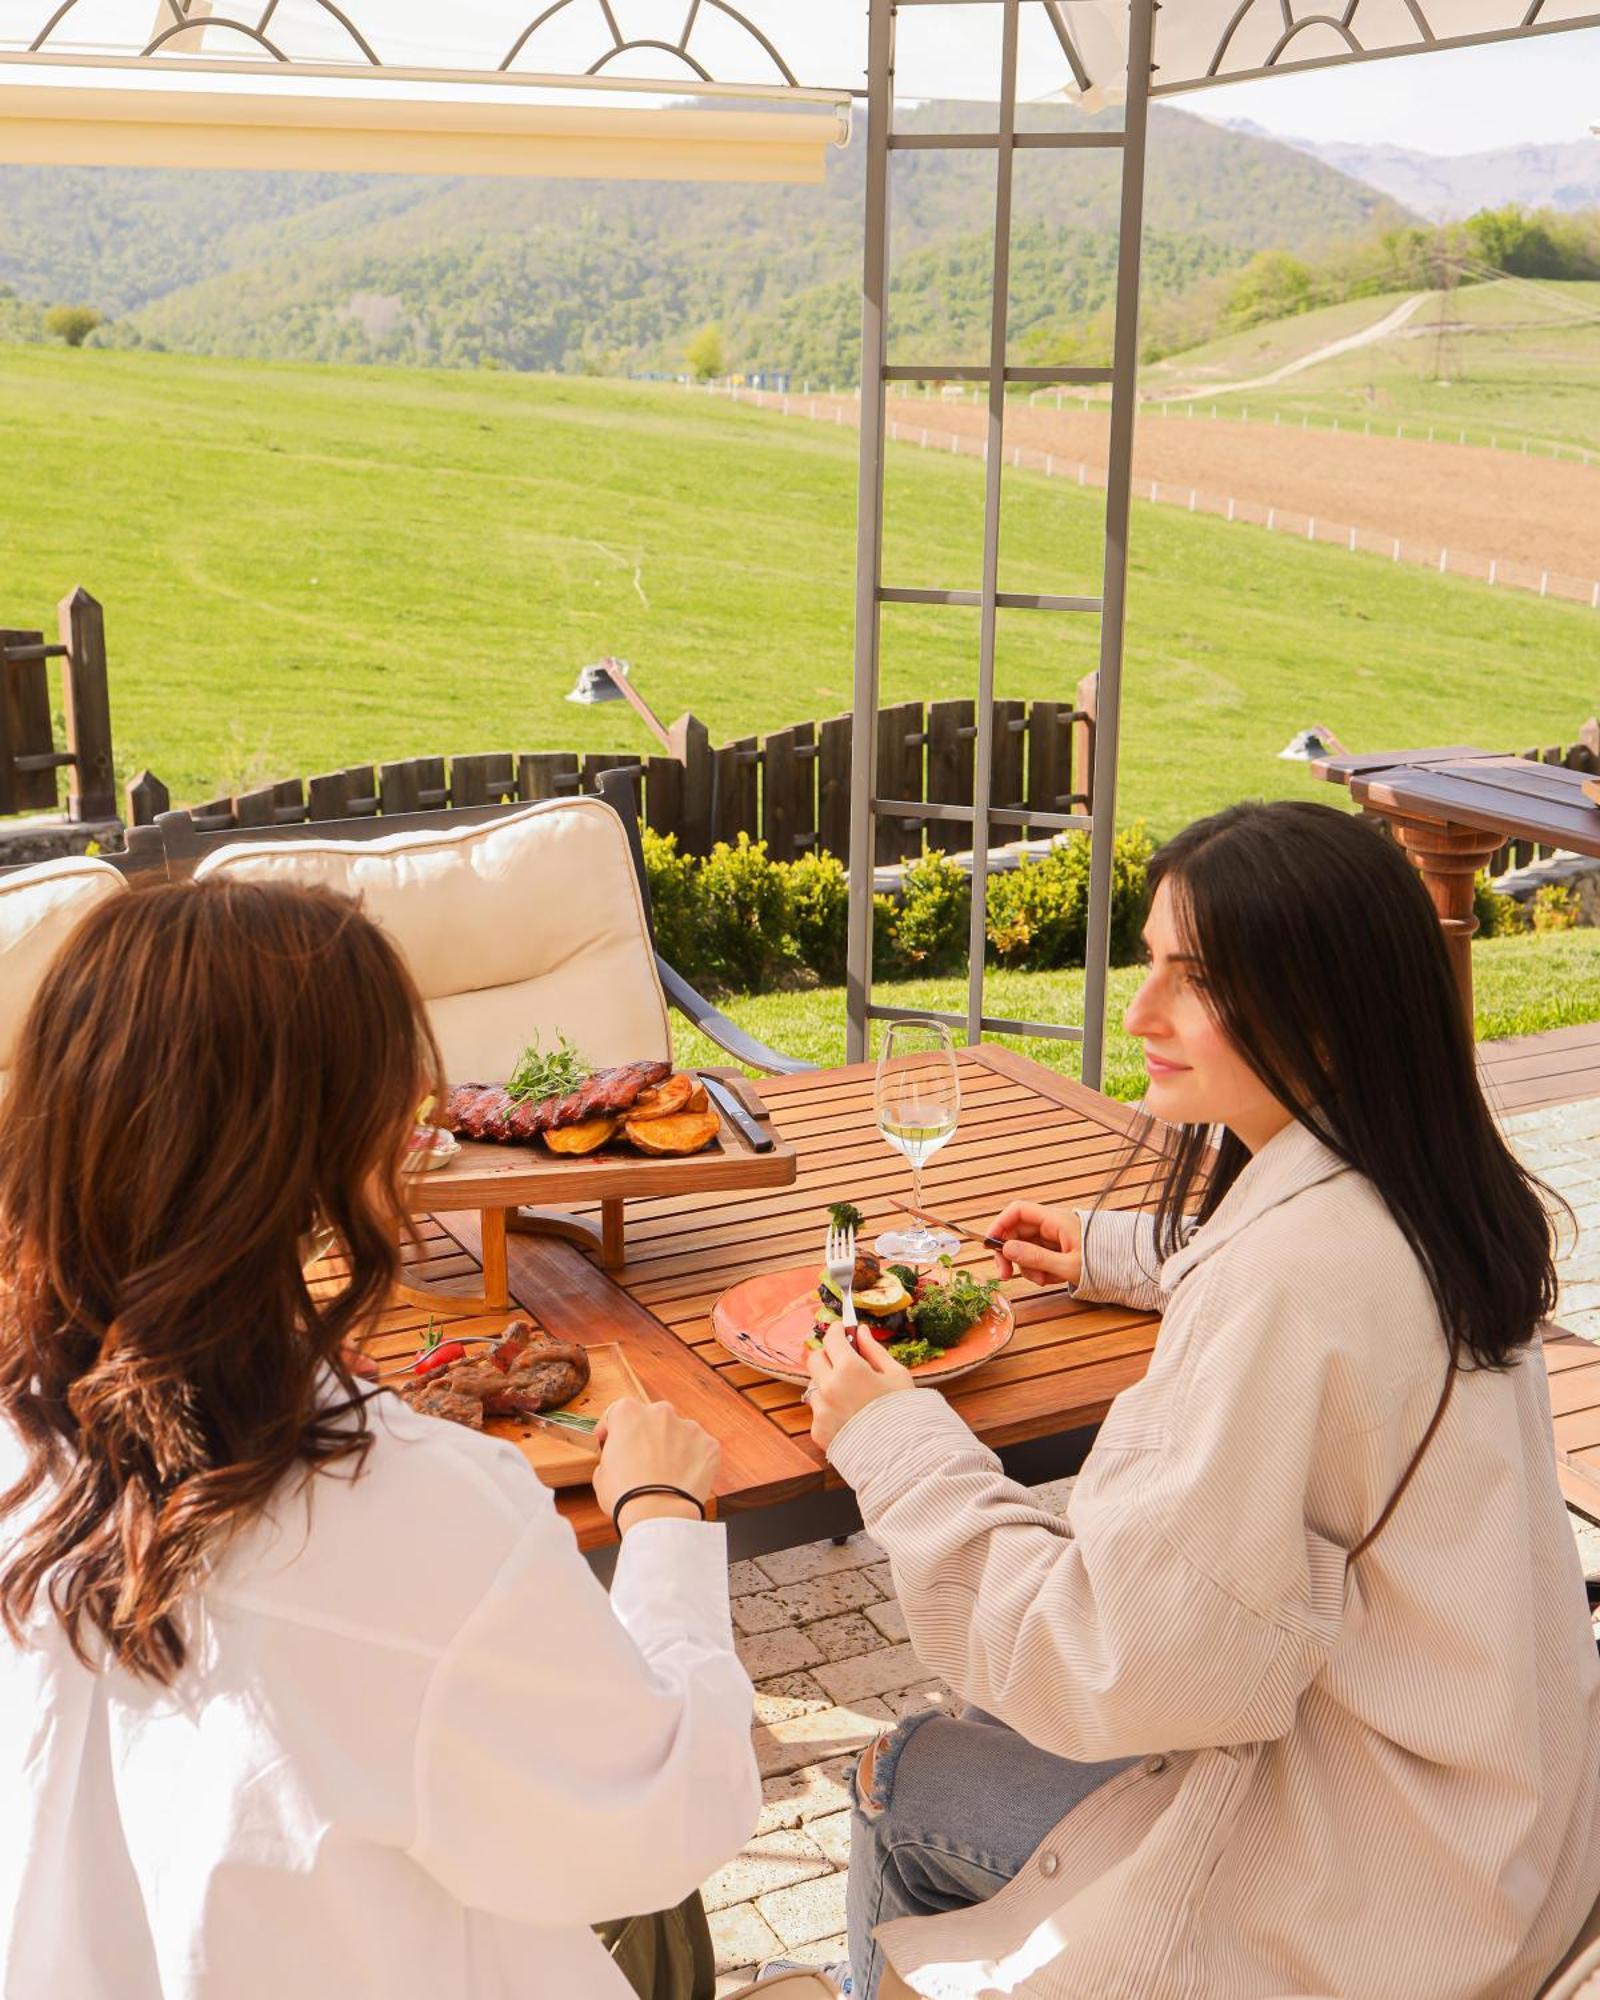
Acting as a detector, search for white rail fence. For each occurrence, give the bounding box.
[698,382,1600,613]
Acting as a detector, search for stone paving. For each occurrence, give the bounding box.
[706,1097,1600,1995]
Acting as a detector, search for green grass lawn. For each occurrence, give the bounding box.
[1143,279,1600,457]
[2,342,1597,834]
[671,929,1600,1103]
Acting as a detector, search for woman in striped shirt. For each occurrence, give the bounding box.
[803,801,1600,2000]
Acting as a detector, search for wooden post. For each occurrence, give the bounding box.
[1383,811,1507,1032]
[817,714,852,860]
[763,722,816,857]
[0,628,60,814]
[1072,670,1098,816]
[451,752,517,807]
[642,752,686,845]
[990,698,1026,824]
[1026,700,1072,831]
[235,778,306,828]
[711,736,760,846]
[669,715,713,856]
[926,698,975,856]
[875,700,924,862]
[308,765,378,820]
[124,771,171,826]
[58,588,117,823]
[518,751,581,803]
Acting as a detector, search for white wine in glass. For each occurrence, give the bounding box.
[874,1021,961,1263]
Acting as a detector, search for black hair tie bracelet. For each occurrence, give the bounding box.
[611,1484,708,1536]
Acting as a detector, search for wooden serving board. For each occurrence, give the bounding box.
[488,1340,645,1490]
[403,1093,796,1214]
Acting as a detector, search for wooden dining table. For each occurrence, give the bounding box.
[1310,745,1600,1022]
[371,1045,1169,1570]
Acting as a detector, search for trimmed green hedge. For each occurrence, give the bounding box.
[643,827,1153,996]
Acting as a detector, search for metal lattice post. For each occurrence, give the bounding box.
[846,0,1146,1075]
[1079,0,1154,1090]
[963,0,1021,1044]
[844,0,894,1065]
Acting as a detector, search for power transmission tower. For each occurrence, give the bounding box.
[1428,236,1465,386]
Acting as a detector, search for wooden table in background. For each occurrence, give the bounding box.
[375,1047,1168,1568]
[1312,746,1600,1023]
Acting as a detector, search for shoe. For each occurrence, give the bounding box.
[755,1959,854,1993]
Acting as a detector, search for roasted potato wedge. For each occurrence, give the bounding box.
[622,1110,721,1156]
[627,1072,696,1121]
[682,1080,709,1115]
[542,1116,619,1156]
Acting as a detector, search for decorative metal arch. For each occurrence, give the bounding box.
[27,0,380,62]
[498,0,799,86]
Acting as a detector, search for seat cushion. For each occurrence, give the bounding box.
[0,856,129,1082]
[193,799,671,1083]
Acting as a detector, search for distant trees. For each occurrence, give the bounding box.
[43,305,104,347]
[1464,205,1600,280]
[685,322,727,381]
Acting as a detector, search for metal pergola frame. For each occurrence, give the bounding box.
[844,0,1153,1081]
[5,0,1598,1083]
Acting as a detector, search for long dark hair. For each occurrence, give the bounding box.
[1138,801,1559,1373]
[0,879,442,1683]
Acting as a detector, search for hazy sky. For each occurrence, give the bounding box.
[1181,30,1600,151]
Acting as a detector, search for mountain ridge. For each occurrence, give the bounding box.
[0,104,1410,381]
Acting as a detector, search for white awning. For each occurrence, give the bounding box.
[1050,0,1600,100]
[0,69,847,181]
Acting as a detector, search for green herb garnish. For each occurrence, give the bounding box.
[908,1270,1002,1350]
[506,1033,593,1104]
[887,1337,943,1368]
[422,1316,441,1352]
[827,1201,865,1235]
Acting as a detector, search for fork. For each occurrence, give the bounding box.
[825,1222,859,1331]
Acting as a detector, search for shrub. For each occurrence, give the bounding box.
[640,827,704,979]
[44,305,103,347]
[785,849,849,983]
[984,826,1151,970]
[695,833,792,991]
[890,851,971,975]
[1474,872,1526,939]
[1532,883,1582,933]
[637,825,1151,994]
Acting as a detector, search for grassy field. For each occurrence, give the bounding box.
[1142,279,1600,457]
[2,342,1598,833]
[671,929,1600,1103]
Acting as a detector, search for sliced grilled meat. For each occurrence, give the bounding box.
[441,1061,673,1147]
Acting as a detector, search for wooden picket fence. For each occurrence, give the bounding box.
[0,589,118,825]
[1490,723,1600,873]
[127,681,1100,865]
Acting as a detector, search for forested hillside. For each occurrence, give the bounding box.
[0,103,1405,382]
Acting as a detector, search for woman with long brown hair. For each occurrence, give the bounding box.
[0,878,757,1998]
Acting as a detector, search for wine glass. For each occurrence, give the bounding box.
[873,1021,961,1264]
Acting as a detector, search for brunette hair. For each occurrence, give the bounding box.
[0,878,441,1682]
[1134,801,1560,1374]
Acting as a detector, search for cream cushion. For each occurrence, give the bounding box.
[0,856,129,1085]
[192,798,671,1083]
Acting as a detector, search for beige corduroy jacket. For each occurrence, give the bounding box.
[828,1120,1600,2000]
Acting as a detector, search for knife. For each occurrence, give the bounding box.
[904,1204,1006,1252]
[698,1071,776,1154]
[522,1409,601,1456]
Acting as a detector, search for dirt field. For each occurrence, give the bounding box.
[785,391,1600,588]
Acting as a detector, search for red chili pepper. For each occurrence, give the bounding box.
[411,1340,467,1378]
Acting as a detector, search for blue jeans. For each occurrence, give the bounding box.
[846,1707,1134,2000]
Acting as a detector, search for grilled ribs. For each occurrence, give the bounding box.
[443,1060,672,1145]
[396,1320,591,1430]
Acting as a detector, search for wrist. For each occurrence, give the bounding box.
[613,1488,706,1534]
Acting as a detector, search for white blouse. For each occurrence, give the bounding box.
[0,1391,759,1998]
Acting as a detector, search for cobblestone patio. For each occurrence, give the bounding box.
[707,1095,1600,1994]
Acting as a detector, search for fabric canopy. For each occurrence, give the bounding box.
[1052,0,1600,99]
[0,72,846,180]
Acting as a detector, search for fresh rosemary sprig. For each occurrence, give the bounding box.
[505,1033,594,1104]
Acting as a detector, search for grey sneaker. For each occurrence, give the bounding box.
[755,1960,854,1994]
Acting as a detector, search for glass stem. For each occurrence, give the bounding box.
[910,1155,924,1221]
